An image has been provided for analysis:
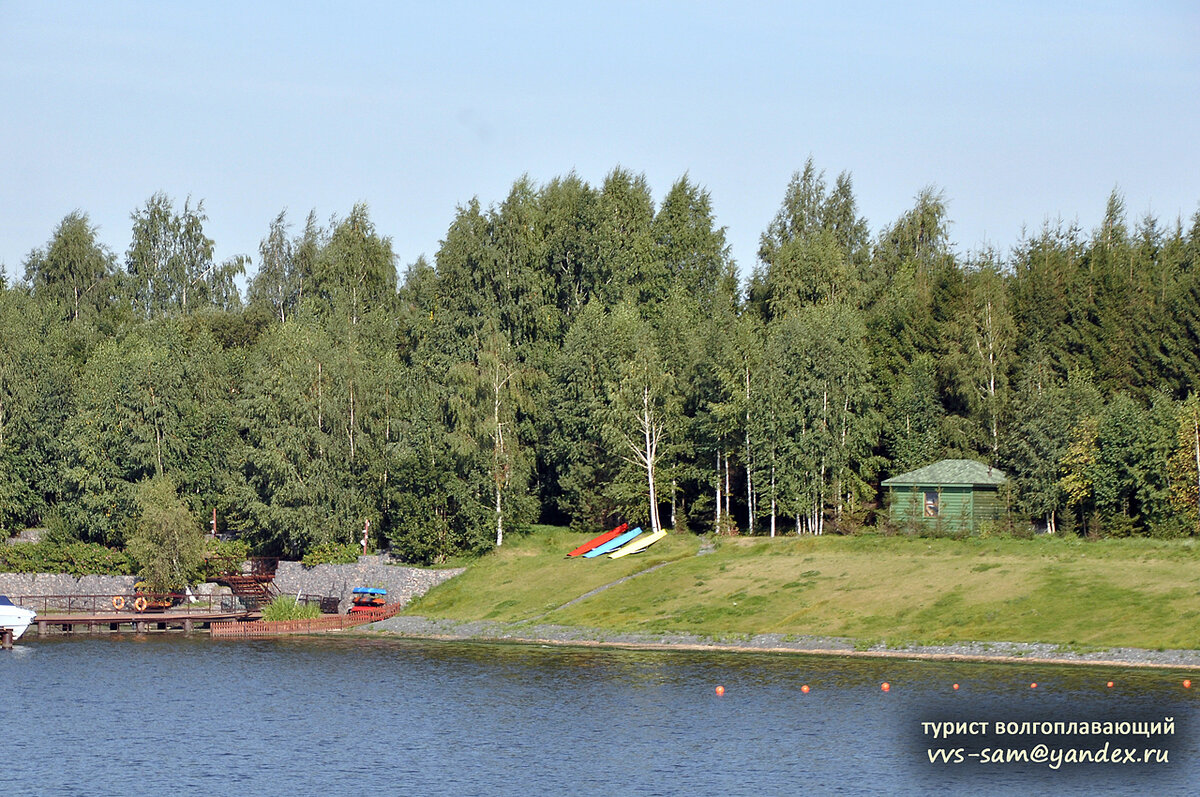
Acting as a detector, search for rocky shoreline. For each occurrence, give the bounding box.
[367,615,1200,671]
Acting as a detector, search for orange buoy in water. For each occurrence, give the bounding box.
[715,685,725,696]
[952,683,959,691]
[881,682,890,692]
[801,684,810,694]
[1106,681,1114,688]
[1184,680,1192,689]
[1030,683,1038,689]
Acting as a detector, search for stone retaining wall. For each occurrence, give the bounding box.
[0,572,136,598]
[272,558,463,612]
[0,557,462,613]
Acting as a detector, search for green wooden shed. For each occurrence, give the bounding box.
[882,459,1007,533]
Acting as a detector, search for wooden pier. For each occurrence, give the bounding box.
[9,581,387,638]
[32,608,253,635]
[12,594,255,636]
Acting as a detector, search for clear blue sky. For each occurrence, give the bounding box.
[2,2,1197,285]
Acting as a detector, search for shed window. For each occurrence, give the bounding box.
[923,490,939,517]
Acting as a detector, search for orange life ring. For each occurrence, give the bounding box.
[133,596,148,613]
[112,596,126,610]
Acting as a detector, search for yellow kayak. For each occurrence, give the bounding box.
[609,529,667,559]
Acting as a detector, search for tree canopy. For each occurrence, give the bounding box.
[4,175,1200,561]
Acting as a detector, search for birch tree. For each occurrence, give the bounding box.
[963,253,1015,460]
[248,209,301,322]
[449,321,535,547]
[23,211,117,322]
[604,305,679,534]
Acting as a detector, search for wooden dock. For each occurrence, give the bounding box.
[12,594,255,635]
[10,590,396,638]
[31,608,253,635]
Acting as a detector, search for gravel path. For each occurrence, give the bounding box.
[367,615,1200,670]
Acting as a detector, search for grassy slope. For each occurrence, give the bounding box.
[405,527,1200,651]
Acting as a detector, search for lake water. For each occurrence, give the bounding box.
[3,635,1198,795]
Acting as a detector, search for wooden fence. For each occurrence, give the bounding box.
[210,603,402,638]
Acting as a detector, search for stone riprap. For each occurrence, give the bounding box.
[271,557,462,612]
[371,616,1200,669]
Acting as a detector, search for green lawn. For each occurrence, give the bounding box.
[404,528,1200,651]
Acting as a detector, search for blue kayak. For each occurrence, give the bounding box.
[582,527,643,558]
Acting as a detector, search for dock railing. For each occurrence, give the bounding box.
[13,593,244,615]
[201,555,280,582]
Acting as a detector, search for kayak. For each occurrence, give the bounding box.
[609,529,667,559]
[566,523,628,557]
[582,527,643,558]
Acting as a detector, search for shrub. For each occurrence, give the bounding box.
[199,538,252,580]
[0,541,134,576]
[301,541,362,567]
[261,595,322,621]
[208,538,251,561]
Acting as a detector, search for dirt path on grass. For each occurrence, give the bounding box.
[524,560,677,622]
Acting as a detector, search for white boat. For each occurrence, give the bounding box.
[0,595,36,641]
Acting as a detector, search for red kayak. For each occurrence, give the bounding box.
[567,523,628,557]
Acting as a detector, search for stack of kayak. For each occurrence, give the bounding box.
[566,523,668,559]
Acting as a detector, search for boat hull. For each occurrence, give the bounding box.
[583,527,643,558]
[567,523,628,557]
[609,529,667,559]
[0,605,36,641]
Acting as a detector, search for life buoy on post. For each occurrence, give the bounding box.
[133,596,148,613]
[112,596,126,610]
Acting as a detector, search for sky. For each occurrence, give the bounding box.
[2,2,1198,286]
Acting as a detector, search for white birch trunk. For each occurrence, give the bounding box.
[715,451,722,530]
[348,381,356,461]
[495,478,503,548]
[724,453,731,526]
[491,362,511,547]
[643,385,661,535]
[769,465,777,538]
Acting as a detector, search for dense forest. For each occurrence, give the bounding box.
[3,161,1200,563]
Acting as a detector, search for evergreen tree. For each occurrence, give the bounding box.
[652,176,737,306]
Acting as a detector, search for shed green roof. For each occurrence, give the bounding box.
[882,459,1007,487]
